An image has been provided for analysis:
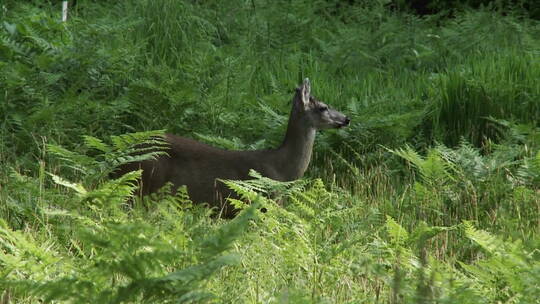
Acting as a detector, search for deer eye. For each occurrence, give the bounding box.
[319,106,328,112]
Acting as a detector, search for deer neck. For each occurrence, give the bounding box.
[276,109,316,181]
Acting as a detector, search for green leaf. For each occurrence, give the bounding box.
[385,216,408,245]
[50,173,87,195]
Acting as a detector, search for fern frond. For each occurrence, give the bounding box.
[82,135,111,153]
[47,144,98,174]
[0,32,33,60]
[109,130,166,151]
[385,216,409,246]
[219,179,264,203]
[408,221,456,248]
[391,145,455,185]
[49,173,87,196]
[0,219,61,281]
[221,170,309,206]
[462,221,523,256]
[516,150,540,186]
[288,195,316,218]
[85,170,141,206]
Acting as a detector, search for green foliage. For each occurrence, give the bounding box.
[1,204,256,303]
[392,0,540,19]
[0,132,256,303]
[1,121,539,303]
[462,222,540,303]
[214,174,375,302]
[1,0,540,303]
[1,3,144,168]
[48,130,167,185]
[430,52,540,146]
[390,125,539,237]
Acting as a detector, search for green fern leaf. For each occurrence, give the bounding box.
[386,216,409,245]
[50,173,87,196]
[83,135,111,153]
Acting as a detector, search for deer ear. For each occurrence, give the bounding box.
[300,78,311,108]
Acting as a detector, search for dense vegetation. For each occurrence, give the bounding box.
[1,0,539,303]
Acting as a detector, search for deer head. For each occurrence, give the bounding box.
[293,78,350,130]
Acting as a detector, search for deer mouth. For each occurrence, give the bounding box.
[337,117,351,128]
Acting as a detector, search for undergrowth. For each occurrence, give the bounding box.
[1,0,539,303]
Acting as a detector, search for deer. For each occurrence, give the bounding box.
[116,78,350,217]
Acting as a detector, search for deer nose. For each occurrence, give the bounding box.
[344,117,351,126]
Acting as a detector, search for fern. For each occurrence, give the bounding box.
[220,169,309,205]
[516,150,540,186]
[461,222,540,303]
[48,130,167,188]
[392,145,456,186]
[385,216,456,254]
[2,1,540,302]
[0,30,32,60]
[386,215,409,246]
[1,192,257,303]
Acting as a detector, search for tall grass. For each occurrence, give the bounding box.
[432,51,540,146]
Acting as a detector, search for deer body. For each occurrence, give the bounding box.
[118,79,349,217]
